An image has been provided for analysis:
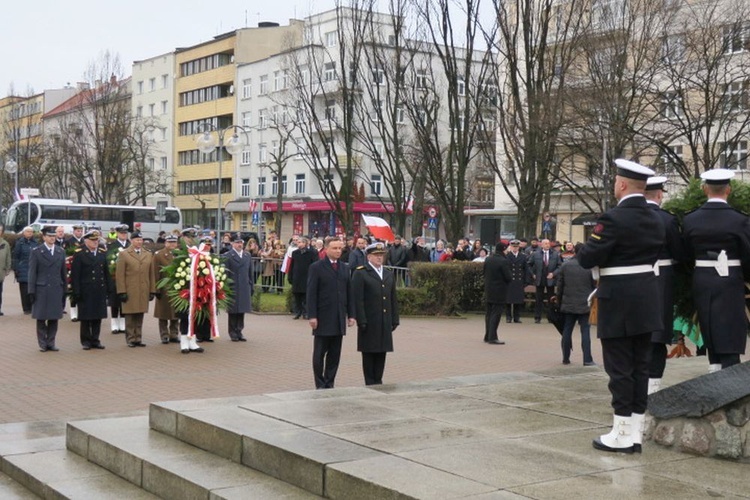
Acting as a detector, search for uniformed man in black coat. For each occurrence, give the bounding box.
[483,242,512,344]
[28,227,67,352]
[505,240,528,323]
[351,242,399,385]
[288,237,319,319]
[307,237,355,389]
[71,229,113,350]
[683,169,750,373]
[644,176,684,394]
[578,159,665,454]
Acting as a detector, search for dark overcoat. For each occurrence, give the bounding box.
[225,250,254,314]
[151,247,178,320]
[505,250,528,304]
[483,253,512,304]
[28,245,66,320]
[306,258,354,337]
[556,257,595,315]
[289,247,318,293]
[11,236,38,283]
[71,247,112,320]
[351,265,399,353]
[578,195,665,339]
[683,201,750,354]
[649,202,685,344]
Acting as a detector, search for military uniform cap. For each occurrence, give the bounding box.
[645,176,668,192]
[700,168,734,185]
[510,239,521,246]
[181,228,197,237]
[164,234,178,242]
[42,227,57,236]
[130,231,144,239]
[231,235,244,243]
[366,242,387,255]
[72,223,84,230]
[614,159,654,181]
[116,224,129,233]
[200,236,214,245]
[84,229,101,240]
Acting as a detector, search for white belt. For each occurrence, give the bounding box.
[656,259,675,267]
[694,250,740,277]
[599,264,657,277]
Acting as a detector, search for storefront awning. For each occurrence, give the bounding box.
[571,213,601,226]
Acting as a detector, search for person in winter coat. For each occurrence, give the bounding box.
[151,234,180,344]
[505,240,528,323]
[288,237,318,319]
[71,229,112,350]
[28,227,66,351]
[483,242,512,344]
[225,235,254,341]
[0,225,12,315]
[115,232,155,348]
[555,243,596,366]
[11,226,39,314]
[351,242,399,385]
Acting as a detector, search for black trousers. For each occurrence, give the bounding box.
[19,282,32,313]
[601,333,651,416]
[505,303,522,322]
[362,352,387,385]
[228,313,245,339]
[312,335,343,389]
[36,319,59,349]
[80,319,103,347]
[293,292,307,317]
[484,302,504,341]
[648,343,667,378]
[534,284,554,320]
[0,280,4,312]
[708,350,741,369]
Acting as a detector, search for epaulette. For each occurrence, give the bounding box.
[356,265,365,270]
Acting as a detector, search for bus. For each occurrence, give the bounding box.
[4,199,182,242]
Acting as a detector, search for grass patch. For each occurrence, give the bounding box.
[254,287,292,313]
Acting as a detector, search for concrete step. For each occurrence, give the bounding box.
[67,415,320,499]
[0,470,39,499]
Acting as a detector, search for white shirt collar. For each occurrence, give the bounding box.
[706,198,728,204]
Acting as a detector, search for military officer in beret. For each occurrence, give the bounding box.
[225,235,254,342]
[28,227,67,352]
[71,230,112,350]
[152,234,180,344]
[115,231,155,347]
[351,242,400,385]
[683,169,750,373]
[644,176,684,394]
[107,224,131,334]
[578,159,665,454]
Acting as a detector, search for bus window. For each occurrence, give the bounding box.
[133,208,154,223]
[9,203,38,232]
[67,207,84,221]
[165,210,180,224]
[89,207,114,220]
[41,205,68,220]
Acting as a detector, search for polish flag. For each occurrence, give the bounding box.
[248,200,257,213]
[405,196,414,214]
[362,215,395,242]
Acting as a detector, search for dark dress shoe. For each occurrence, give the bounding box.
[127,343,138,348]
[488,340,505,345]
[534,319,541,324]
[48,346,59,352]
[169,338,180,343]
[161,339,169,344]
[0,311,4,316]
[506,318,511,323]
[82,346,91,350]
[204,339,214,343]
[592,438,634,454]
[39,347,47,352]
[514,320,522,323]
[181,349,190,354]
[137,342,146,347]
[293,314,301,320]
[633,444,642,453]
[237,337,247,342]
[231,338,239,342]
[189,347,205,353]
[196,339,204,343]
[562,360,571,365]
[93,345,105,349]
[584,361,597,367]
[71,318,79,322]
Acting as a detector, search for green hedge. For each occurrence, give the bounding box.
[400,262,485,316]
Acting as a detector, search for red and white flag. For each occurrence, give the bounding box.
[362,214,395,242]
[248,200,257,213]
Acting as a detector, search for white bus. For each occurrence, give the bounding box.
[4,199,182,242]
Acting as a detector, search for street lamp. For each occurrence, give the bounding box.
[195,125,250,243]
[4,158,19,213]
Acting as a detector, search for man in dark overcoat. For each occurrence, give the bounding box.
[107,224,130,334]
[483,242,512,344]
[683,169,750,373]
[152,234,180,344]
[288,237,318,319]
[505,239,528,323]
[71,229,112,350]
[28,227,67,352]
[225,235,254,342]
[351,242,399,385]
[644,176,684,393]
[307,237,355,389]
[528,238,561,323]
[578,159,665,454]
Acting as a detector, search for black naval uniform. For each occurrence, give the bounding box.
[71,245,112,349]
[578,195,665,417]
[647,201,684,378]
[682,201,750,368]
[505,249,527,322]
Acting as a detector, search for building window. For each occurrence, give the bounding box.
[661,34,686,63]
[281,175,288,195]
[258,109,267,129]
[722,81,749,112]
[723,23,750,54]
[325,31,337,47]
[259,144,267,163]
[300,66,309,85]
[372,67,385,85]
[148,157,155,169]
[259,75,268,95]
[257,176,266,196]
[324,62,337,82]
[149,78,156,91]
[591,0,627,28]
[395,106,405,124]
[370,174,382,195]
[271,175,278,195]
[160,157,168,170]
[240,178,251,197]
[296,138,307,158]
[241,150,252,165]
[659,145,683,172]
[136,106,143,117]
[373,137,384,158]
[457,78,465,96]
[660,92,684,119]
[162,74,168,88]
[161,101,168,114]
[295,173,305,194]
[242,78,252,99]
[274,71,284,91]
[137,81,143,94]
[272,140,279,159]
[325,100,336,120]
[323,174,335,194]
[720,140,748,170]
[149,103,155,117]
[177,178,231,196]
[415,71,428,90]
[242,111,252,128]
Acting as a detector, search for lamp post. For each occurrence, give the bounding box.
[195,125,250,244]
[4,158,19,215]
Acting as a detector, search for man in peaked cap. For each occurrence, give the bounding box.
[577,159,665,454]
[115,231,155,347]
[152,234,180,344]
[225,235,254,342]
[71,230,112,350]
[28,227,67,352]
[644,176,684,395]
[683,169,750,373]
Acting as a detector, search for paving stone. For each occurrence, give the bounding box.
[449,380,593,407]
[360,390,504,417]
[240,397,408,427]
[263,386,382,401]
[0,470,38,499]
[149,396,277,436]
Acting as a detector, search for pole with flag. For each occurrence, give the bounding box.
[362,214,395,242]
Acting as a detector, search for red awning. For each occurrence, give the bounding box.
[260,200,401,213]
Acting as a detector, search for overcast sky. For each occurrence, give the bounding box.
[1,0,339,97]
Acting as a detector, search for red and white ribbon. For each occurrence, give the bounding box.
[186,243,220,339]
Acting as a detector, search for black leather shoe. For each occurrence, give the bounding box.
[293,314,301,320]
[48,346,59,352]
[189,347,205,353]
[137,342,146,347]
[169,338,180,343]
[181,349,190,354]
[161,339,169,344]
[0,311,4,316]
[204,339,214,343]
[39,347,47,352]
[514,320,522,323]
[93,345,105,349]
[231,338,239,342]
[488,340,505,345]
[238,337,247,342]
[82,346,91,350]
[127,343,138,348]
[534,319,541,324]
[562,360,571,365]
[506,318,511,323]
[584,361,597,366]
[592,438,634,454]
[633,444,642,453]
[71,318,79,322]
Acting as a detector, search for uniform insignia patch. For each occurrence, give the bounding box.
[593,223,604,235]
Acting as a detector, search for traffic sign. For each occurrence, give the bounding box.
[427,206,438,218]
[428,218,438,230]
[20,188,40,196]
